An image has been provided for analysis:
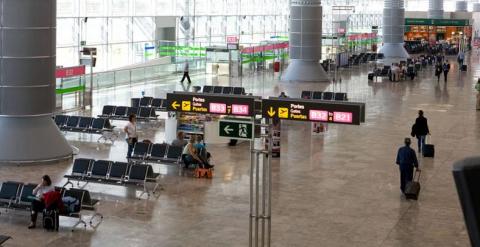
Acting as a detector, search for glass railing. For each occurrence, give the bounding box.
[85,58,206,91]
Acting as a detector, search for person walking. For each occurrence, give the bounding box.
[180,61,191,84]
[443,60,451,82]
[457,50,465,68]
[124,114,138,159]
[475,79,480,110]
[396,138,420,194]
[435,63,442,83]
[411,110,430,153]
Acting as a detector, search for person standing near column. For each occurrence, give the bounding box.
[124,114,138,159]
[396,138,420,195]
[180,61,191,84]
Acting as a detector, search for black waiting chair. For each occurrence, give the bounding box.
[138,107,153,119]
[89,160,111,180]
[55,115,69,128]
[301,91,313,99]
[322,92,334,100]
[151,98,164,109]
[67,159,94,180]
[312,91,323,100]
[76,117,93,131]
[132,142,152,160]
[233,87,245,95]
[222,87,233,94]
[203,86,213,93]
[148,144,168,162]
[165,145,183,162]
[140,97,153,107]
[127,107,139,117]
[213,86,223,94]
[131,98,140,108]
[65,116,80,131]
[0,182,21,208]
[101,105,116,117]
[108,162,129,182]
[114,106,128,118]
[90,118,107,133]
[334,93,347,101]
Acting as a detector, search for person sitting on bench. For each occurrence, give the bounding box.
[28,175,54,229]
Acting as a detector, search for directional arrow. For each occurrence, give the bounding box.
[267,107,276,117]
[171,101,180,110]
[224,125,234,134]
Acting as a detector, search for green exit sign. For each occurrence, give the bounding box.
[219,120,253,140]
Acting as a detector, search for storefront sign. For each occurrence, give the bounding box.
[219,120,253,139]
[226,36,239,44]
[241,42,289,54]
[262,98,364,125]
[405,18,469,27]
[55,65,86,78]
[166,92,256,117]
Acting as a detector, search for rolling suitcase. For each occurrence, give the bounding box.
[422,135,435,158]
[43,209,59,231]
[368,73,374,80]
[405,170,421,200]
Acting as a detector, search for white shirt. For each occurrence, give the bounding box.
[33,185,54,199]
[125,122,137,138]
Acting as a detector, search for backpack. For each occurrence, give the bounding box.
[62,196,80,214]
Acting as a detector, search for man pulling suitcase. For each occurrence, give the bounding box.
[396,138,421,196]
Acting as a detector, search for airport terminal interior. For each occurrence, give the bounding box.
[1,0,480,246]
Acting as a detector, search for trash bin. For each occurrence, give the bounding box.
[274,62,280,72]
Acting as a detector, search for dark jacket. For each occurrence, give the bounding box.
[396,146,419,170]
[413,116,429,137]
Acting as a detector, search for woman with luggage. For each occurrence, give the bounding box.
[28,175,54,229]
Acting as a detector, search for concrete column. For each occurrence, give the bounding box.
[474,3,480,12]
[379,0,409,64]
[428,0,444,19]
[282,0,329,82]
[0,0,72,163]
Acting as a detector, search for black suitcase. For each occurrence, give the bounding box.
[461,64,467,71]
[368,73,374,80]
[43,209,59,231]
[423,144,435,157]
[405,170,421,200]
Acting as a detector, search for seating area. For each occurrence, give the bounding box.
[202,86,246,95]
[0,235,10,245]
[0,181,102,231]
[300,91,348,101]
[55,115,118,143]
[98,105,158,122]
[63,159,161,199]
[131,97,167,111]
[130,142,184,165]
[349,53,382,66]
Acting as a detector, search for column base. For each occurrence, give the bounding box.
[281,60,330,83]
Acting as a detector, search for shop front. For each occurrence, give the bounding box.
[404,18,472,48]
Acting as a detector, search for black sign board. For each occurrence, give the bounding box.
[262,97,364,125]
[166,92,256,117]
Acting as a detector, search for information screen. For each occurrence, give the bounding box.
[262,98,364,125]
[166,92,256,117]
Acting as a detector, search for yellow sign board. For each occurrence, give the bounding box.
[182,101,191,111]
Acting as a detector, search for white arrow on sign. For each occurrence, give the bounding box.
[224,125,234,134]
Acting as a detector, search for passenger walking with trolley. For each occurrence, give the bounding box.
[180,61,191,84]
[28,175,54,229]
[396,138,420,194]
[124,114,138,159]
[411,110,430,153]
[476,79,480,110]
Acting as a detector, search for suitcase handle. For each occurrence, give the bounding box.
[413,169,421,182]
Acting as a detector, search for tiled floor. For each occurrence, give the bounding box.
[0,55,479,246]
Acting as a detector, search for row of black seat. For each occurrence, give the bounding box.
[300,91,348,101]
[99,105,158,121]
[55,115,111,134]
[202,86,246,95]
[131,142,183,164]
[64,159,160,199]
[0,181,102,231]
[131,97,167,110]
[350,53,384,65]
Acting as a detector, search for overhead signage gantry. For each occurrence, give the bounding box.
[165,91,366,247]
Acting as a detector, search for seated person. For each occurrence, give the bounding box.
[172,131,188,147]
[182,137,213,169]
[28,175,55,229]
[195,135,211,162]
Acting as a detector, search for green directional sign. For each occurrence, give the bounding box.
[219,120,253,140]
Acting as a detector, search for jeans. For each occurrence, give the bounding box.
[181,72,191,83]
[417,135,426,153]
[126,138,137,158]
[400,166,414,193]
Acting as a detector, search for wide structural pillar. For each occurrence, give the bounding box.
[456,1,468,12]
[282,0,329,82]
[428,0,444,19]
[379,0,409,65]
[0,0,72,163]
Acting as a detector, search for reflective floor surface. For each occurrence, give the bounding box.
[1,55,479,246]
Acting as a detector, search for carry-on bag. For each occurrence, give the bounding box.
[423,135,435,158]
[405,170,421,200]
